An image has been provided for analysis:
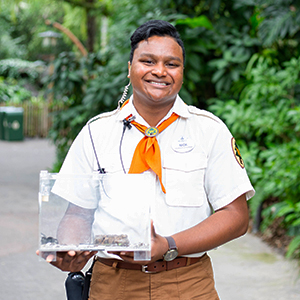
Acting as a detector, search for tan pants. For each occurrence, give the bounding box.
[89,254,220,300]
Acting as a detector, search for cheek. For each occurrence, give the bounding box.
[170,68,183,79]
[129,68,144,85]
[173,72,184,86]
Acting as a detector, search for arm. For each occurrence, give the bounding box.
[171,193,248,255]
[57,202,95,245]
[38,203,97,272]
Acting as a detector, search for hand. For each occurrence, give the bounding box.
[109,220,169,264]
[149,220,169,262]
[36,250,97,272]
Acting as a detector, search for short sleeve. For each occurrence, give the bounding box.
[204,123,255,211]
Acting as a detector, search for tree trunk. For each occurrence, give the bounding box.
[86,0,96,52]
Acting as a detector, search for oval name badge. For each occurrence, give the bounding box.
[172,137,195,153]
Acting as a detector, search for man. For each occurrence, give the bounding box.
[42,20,255,299]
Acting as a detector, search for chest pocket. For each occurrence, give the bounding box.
[163,153,207,207]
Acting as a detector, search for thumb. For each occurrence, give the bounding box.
[151,220,157,239]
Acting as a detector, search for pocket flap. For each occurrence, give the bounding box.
[163,153,207,172]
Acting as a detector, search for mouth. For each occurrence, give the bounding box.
[146,80,170,87]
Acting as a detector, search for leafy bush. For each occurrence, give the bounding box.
[0,77,32,103]
[46,50,130,171]
[208,56,300,258]
[0,58,46,104]
[0,33,27,59]
[0,0,71,61]
[0,59,44,81]
[45,51,93,171]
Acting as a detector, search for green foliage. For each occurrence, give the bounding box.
[0,77,32,103]
[0,0,72,61]
[46,51,94,171]
[0,58,46,104]
[257,0,300,47]
[176,15,213,29]
[262,199,300,258]
[167,0,264,105]
[208,56,300,258]
[0,33,27,60]
[0,59,43,81]
[46,52,88,103]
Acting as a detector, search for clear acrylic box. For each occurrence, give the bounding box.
[38,171,153,256]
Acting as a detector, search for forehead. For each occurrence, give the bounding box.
[132,36,183,62]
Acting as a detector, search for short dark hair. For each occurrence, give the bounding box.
[129,20,185,64]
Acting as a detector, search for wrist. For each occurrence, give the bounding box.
[163,236,179,261]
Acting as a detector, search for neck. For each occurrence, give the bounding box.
[136,105,172,126]
[132,99,176,127]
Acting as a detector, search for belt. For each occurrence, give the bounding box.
[97,254,206,274]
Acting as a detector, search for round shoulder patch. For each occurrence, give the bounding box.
[231,138,245,168]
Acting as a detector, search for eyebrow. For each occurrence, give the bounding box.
[139,53,183,63]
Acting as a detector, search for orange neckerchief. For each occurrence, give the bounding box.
[121,100,179,193]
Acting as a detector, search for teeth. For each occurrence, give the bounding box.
[150,81,167,86]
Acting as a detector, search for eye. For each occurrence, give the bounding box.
[166,62,179,68]
[141,59,154,65]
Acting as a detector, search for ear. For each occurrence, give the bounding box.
[127,61,131,78]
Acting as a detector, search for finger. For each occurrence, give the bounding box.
[46,251,96,272]
[46,254,56,262]
[38,250,56,262]
[86,251,97,259]
[55,254,77,271]
[117,251,135,262]
[68,250,76,257]
[74,251,96,265]
[49,251,76,269]
[58,250,77,265]
[84,250,97,257]
[120,251,133,257]
[107,251,120,255]
[67,252,96,272]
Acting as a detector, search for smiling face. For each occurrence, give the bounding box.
[128,35,184,116]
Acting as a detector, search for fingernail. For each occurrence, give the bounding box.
[46,255,54,262]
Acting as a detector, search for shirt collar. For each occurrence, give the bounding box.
[169,94,190,119]
[117,94,190,126]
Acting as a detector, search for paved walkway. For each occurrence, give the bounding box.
[0,138,299,300]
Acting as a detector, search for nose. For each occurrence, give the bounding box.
[151,63,167,77]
